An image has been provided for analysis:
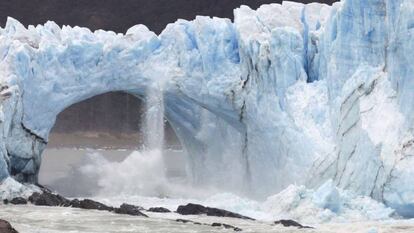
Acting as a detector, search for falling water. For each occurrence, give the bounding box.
[143,85,165,151]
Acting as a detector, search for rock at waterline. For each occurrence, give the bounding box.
[177,203,255,220]
[175,219,243,232]
[27,192,149,216]
[28,192,110,211]
[28,192,70,206]
[74,199,114,211]
[176,219,202,225]
[3,198,27,205]
[114,203,148,217]
[148,207,171,213]
[9,197,27,205]
[274,219,313,229]
[28,192,113,211]
[211,223,242,231]
[0,220,19,233]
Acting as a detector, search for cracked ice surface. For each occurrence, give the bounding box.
[0,0,414,218]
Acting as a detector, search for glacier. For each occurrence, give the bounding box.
[0,0,414,218]
[261,180,395,223]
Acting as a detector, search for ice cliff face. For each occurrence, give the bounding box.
[0,0,414,217]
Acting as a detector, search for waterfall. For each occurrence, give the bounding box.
[143,84,165,151]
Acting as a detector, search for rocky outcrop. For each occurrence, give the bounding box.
[176,219,242,232]
[114,204,147,217]
[176,203,254,220]
[73,199,114,211]
[175,219,202,225]
[3,197,27,205]
[26,191,150,217]
[274,219,313,229]
[28,192,70,206]
[0,220,18,233]
[27,191,111,211]
[211,223,242,231]
[148,207,171,213]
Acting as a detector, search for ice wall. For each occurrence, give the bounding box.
[0,0,414,216]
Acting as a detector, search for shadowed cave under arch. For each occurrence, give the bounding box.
[40,91,187,196]
[48,91,181,149]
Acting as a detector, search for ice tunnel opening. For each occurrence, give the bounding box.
[38,91,188,198]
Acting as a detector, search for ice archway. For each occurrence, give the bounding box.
[1,0,414,215]
[0,16,249,191]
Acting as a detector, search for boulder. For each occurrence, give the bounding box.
[148,207,171,213]
[28,192,70,206]
[0,220,19,233]
[175,219,242,231]
[114,203,147,217]
[177,203,254,220]
[75,199,113,211]
[9,197,27,205]
[27,191,156,218]
[68,199,81,208]
[274,219,313,229]
[175,219,202,225]
[211,223,242,231]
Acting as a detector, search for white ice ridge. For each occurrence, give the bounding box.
[0,0,414,217]
[262,180,395,223]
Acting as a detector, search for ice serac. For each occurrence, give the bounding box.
[0,0,414,217]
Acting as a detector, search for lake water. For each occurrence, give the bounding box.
[2,204,414,233]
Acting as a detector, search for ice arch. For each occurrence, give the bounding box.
[0,7,331,198]
[0,9,317,196]
[0,16,249,191]
[1,0,414,215]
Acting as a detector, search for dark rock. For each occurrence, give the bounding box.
[176,219,191,224]
[69,199,81,208]
[28,190,154,218]
[176,219,242,231]
[0,219,19,233]
[148,207,171,213]
[274,219,313,229]
[35,184,53,193]
[114,203,147,217]
[28,192,147,217]
[177,203,254,220]
[28,192,70,206]
[211,223,242,231]
[9,197,27,205]
[2,199,8,205]
[75,199,113,211]
[175,219,202,225]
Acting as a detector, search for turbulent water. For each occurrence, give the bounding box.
[2,202,414,233]
[0,147,408,232]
